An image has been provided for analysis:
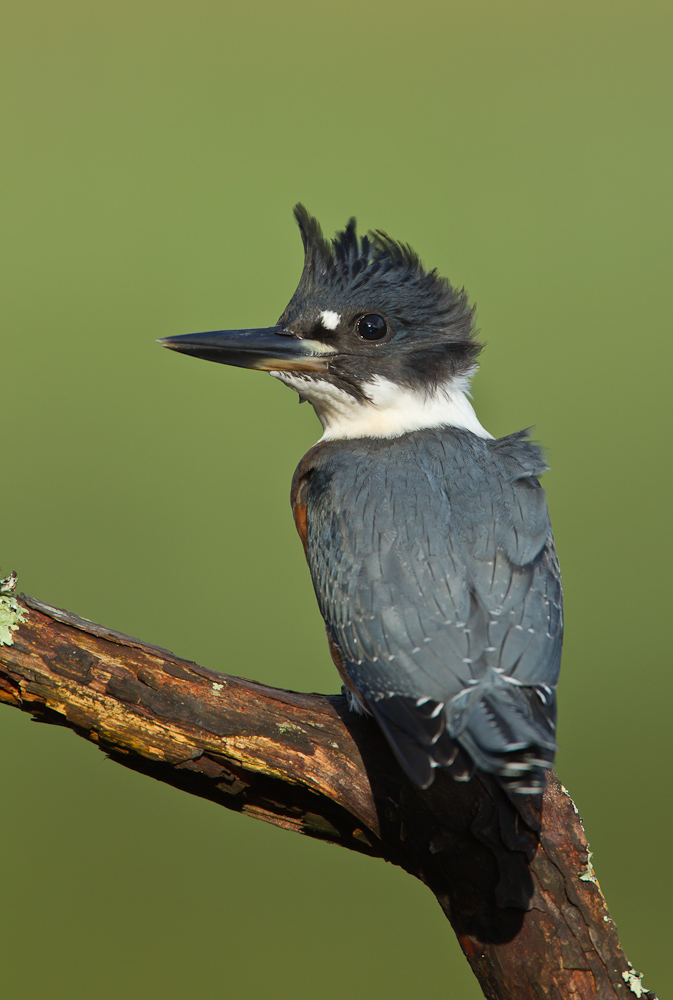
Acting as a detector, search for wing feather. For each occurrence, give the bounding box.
[304,430,562,792]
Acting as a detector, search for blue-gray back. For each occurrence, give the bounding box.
[302,428,562,791]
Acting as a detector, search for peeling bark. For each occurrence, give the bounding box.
[0,593,656,1000]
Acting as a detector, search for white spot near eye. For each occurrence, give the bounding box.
[320,309,341,330]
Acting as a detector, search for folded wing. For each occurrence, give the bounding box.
[305,430,563,792]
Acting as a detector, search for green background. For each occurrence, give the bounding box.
[2,2,671,997]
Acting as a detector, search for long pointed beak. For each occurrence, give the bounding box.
[158,325,336,373]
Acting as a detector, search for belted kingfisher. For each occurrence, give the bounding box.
[160,206,562,795]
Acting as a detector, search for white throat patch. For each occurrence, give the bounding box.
[270,371,493,441]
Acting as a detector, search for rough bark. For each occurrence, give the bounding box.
[0,588,655,1000]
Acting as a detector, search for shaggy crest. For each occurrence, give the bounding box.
[288,204,479,361]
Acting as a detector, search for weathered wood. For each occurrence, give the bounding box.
[0,591,656,1000]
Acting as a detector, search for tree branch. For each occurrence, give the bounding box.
[0,590,655,1000]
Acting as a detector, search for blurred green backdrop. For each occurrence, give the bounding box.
[2,1,671,997]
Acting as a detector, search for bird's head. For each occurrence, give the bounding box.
[161,206,488,440]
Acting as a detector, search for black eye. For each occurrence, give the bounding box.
[356,313,388,341]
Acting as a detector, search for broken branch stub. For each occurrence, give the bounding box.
[0,593,656,1000]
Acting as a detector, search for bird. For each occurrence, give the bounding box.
[160,205,562,795]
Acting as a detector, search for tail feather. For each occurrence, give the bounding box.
[369,687,555,794]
